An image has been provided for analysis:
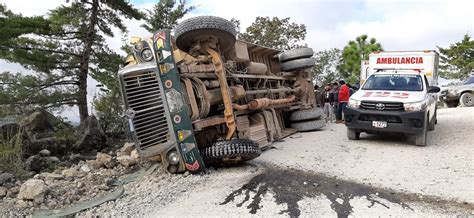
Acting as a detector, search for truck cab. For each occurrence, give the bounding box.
[344,51,441,146]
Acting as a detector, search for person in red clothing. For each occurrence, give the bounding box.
[336,80,350,123]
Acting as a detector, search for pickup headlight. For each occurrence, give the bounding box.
[404,100,428,111]
[348,98,361,108]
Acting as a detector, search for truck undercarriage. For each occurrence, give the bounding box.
[118,16,322,173]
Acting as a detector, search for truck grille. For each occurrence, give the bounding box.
[360,101,404,111]
[123,71,170,149]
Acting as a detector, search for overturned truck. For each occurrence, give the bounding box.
[118,16,323,173]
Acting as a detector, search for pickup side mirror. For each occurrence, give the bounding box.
[428,86,440,93]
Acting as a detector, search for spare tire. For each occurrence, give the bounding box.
[174,16,237,52]
[281,58,315,72]
[279,47,314,62]
[290,108,324,122]
[200,139,261,165]
[291,120,326,132]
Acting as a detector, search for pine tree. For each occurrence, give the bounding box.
[0,1,142,123]
[340,35,383,84]
[438,34,474,79]
[141,0,194,32]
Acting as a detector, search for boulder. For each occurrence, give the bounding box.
[18,109,74,156]
[120,142,135,155]
[0,186,7,197]
[39,149,51,157]
[18,179,47,200]
[96,152,115,168]
[0,172,15,185]
[25,155,57,173]
[117,155,137,168]
[74,116,107,152]
[130,149,140,159]
[79,164,91,173]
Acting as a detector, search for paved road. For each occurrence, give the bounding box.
[86,107,474,217]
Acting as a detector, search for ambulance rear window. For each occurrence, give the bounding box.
[362,74,423,91]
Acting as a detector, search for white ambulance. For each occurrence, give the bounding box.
[345,51,440,146]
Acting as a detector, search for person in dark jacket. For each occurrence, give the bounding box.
[336,80,350,123]
[322,83,335,122]
[314,84,324,107]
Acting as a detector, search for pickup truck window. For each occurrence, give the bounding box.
[463,76,474,85]
[362,74,423,91]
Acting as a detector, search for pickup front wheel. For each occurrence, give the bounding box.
[347,128,360,140]
[414,116,428,146]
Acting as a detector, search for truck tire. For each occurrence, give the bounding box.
[347,128,360,140]
[414,115,428,147]
[289,108,323,122]
[428,110,436,131]
[200,139,261,165]
[174,16,237,52]
[279,47,314,63]
[459,92,473,107]
[280,58,315,72]
[291,119,325,132]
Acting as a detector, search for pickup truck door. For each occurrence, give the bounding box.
[424,75,436,121]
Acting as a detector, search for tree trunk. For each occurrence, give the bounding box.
[78,0,99,123]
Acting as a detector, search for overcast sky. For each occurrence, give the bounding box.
[0,0,472,122]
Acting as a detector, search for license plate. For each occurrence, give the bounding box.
[372,121,387,128]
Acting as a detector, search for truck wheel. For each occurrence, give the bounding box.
[280,58,315,72]
[291,119,325,132]
[459,92,473,107]
[174,16,237,52]
[415,116,428,147]
[347,128,360,140]
[200,139,261,165]
[289,108,323,122]
[279,47,314,63]
[428,110,436,131]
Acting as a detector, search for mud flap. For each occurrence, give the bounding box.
[153,30,205,173]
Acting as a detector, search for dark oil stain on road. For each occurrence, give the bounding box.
[221,166,473,217]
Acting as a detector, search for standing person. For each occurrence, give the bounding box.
[336,80,350,124]
[314,84,323,107]
[332,82,339,121]
[322,84,335,122]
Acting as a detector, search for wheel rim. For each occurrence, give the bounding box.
[464,95,472,105]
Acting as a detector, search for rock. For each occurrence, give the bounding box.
[39,149,51,157]
[86,160,103,170]
[0,186,7,197]
[61,168,80,178]
[131,149,140,159]
[19,109,73,156]
[96,153,115,168]
[18,179,47,200]
[117,155,137,168]
[6,186,19,198]
[25,155,57,173]
[80,164,91,173]
[74,116,107,152]
[116,151,127,157]
[0,172,15,185]
[38,172,63,181]
[16,199,29,208]
[120,142,135,155]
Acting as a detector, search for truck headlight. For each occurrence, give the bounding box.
[141,48,154,61]
[404,100,427,111]
[167,151,180,165]
[348,99,361,108]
